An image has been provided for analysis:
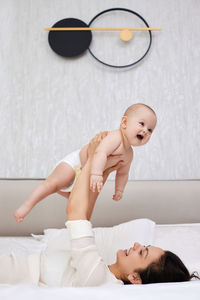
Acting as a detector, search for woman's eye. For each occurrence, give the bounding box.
[140,250,143,256]
[139,122,144,126]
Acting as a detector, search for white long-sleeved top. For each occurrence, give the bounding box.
[61,220,123,286]
[0,220,123,287]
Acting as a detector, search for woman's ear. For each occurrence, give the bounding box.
[127,272,142,284]
[121,116,127,129]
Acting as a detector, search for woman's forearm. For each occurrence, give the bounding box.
[66,157,93,220]
[66,132,120,221]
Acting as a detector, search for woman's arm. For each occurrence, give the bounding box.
[66,134,106,221]
[66,155,92,221]
[66,134,122,221]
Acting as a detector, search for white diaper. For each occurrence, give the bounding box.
[55,149,81,192]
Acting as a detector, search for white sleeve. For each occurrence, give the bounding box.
[65,220,110,286]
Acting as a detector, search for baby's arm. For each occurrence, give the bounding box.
[113,151,133,201]
[90,131,121,193]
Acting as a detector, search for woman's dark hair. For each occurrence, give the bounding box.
[124,251,200,285]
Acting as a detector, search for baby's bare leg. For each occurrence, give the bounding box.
[57,191,71,198]
[14,163,75,223]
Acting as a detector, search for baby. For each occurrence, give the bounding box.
[14,103,157,223]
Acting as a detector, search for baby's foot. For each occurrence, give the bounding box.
[14,203,33,223]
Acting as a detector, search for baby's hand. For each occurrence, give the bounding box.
[90,174,103,193]
[112,190,123,201]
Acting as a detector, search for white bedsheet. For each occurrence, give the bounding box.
[0,281,199,300]
[0,223,200,299]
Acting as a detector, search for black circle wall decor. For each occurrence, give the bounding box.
[48,18,92,57]
[45,8,161,68]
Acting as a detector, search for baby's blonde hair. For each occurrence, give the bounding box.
[124,103,156,117]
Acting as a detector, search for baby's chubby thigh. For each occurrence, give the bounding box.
[49,162,76,191]
[49,149,82,192]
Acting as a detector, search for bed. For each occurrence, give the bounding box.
[0,179,200,299]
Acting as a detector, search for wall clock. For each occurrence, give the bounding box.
[45,8,161,68]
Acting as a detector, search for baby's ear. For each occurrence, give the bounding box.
[121,116,127,129]
[127,273,142,284]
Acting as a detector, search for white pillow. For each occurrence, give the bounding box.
[93,218,155,264]
[154,223,200,276]
[32,218,155,264]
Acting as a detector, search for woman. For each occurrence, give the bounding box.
[65,133,199,286]
[0,134,199,286]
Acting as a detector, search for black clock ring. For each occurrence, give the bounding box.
[88,7,152,69]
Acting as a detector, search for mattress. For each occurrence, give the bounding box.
[0,223,200,300]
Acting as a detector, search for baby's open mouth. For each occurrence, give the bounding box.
[137,134,144,140]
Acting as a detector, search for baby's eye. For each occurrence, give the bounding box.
[139,122,144,126]
[148,129,152,133]
[139,250,143,256]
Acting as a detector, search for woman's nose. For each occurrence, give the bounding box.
[133,242,141,249]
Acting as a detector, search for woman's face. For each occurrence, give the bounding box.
[116,242,164,282]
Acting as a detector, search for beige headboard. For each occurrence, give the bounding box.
[0,179,199,236]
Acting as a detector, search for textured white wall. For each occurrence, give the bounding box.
[0,0,200,179]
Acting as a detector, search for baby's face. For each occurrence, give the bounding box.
[124,107,157,147]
